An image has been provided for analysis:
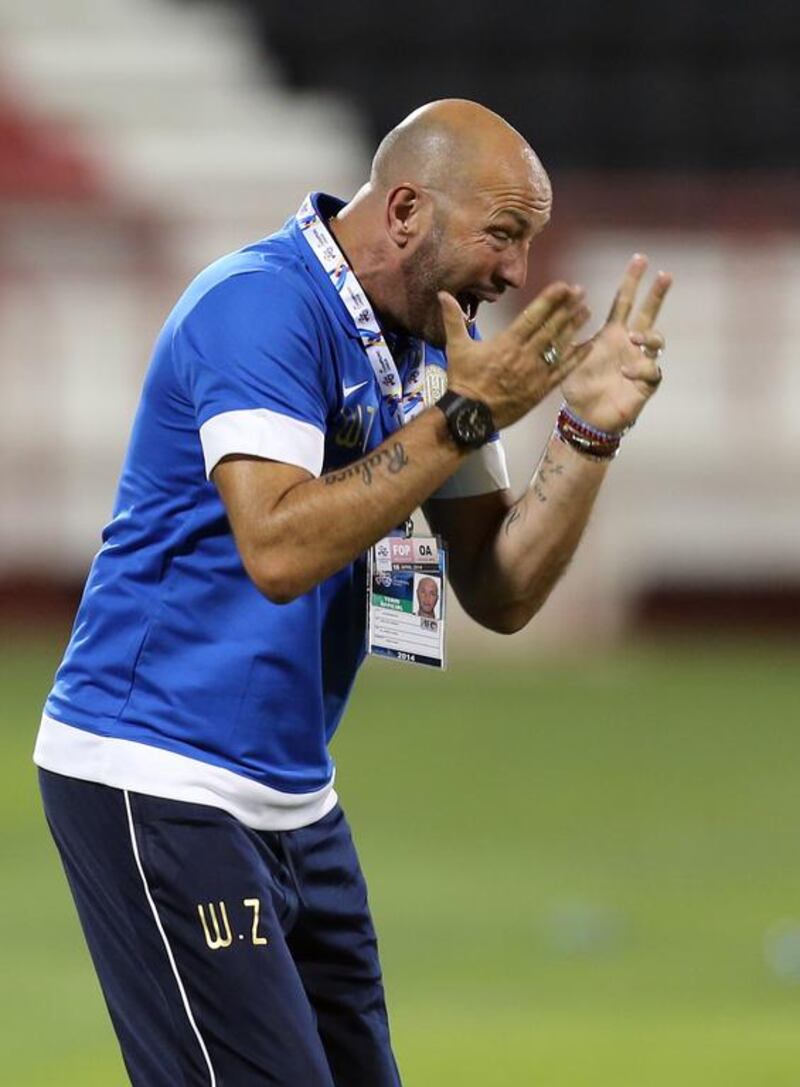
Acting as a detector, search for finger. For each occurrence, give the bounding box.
[437,291,473,347]
[528,299,590,371]
[547,303,592,357]
[621,343,665,386]
[507,281,575,345]
[534,300,591,376]
[533,309,592,385]
[629,328,665,359]
[539,294,588,343]
[626,364,663,389]
[607,254,648,325]
[631,272,673,332]
[544,335,593,390]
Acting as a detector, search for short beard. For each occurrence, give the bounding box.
[399,219,448,347]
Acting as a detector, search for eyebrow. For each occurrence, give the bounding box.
[491,209,533,233]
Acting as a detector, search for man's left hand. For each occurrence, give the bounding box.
[561,255,673,432]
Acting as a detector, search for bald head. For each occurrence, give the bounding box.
[371,99,550,207]
[416,576,439,617]
[329,99,553,346]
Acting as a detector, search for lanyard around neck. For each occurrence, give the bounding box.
[296,194,425,426]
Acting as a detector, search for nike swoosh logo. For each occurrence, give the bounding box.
[343,380,368,399]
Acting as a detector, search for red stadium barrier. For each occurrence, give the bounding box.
[0,88,103,201]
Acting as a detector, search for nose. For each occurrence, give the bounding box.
[497,241,529,291]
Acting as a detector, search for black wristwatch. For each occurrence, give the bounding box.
[435,390,494,449]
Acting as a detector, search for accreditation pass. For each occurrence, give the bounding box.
[367,535,447,669]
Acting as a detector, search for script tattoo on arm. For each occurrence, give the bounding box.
[323,442,409,487]
[531,450,565,504]
[504,449,568,529]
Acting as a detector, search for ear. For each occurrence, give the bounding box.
[385,185,429,248]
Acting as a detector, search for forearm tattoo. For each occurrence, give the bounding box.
[504,451,566,527]
[323,441,409,487]
[531,450,564,504]
[503,504,523,535]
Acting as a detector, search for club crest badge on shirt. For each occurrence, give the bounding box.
[423,364,448,408]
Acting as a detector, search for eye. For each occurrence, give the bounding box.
[488,228,512,242]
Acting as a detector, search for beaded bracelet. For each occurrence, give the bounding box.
[554,403,629,462]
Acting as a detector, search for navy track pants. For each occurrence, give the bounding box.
[40,769,402,1087]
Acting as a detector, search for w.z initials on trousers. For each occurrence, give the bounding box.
[40,769,402,1087]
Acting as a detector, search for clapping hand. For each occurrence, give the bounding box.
[561,255,672,433]
[438,282,590,430]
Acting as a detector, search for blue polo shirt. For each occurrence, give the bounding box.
[35,193,509,829]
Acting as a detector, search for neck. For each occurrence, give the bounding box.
[327,186,404,332]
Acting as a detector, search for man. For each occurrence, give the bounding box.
[34,99,670,1085]
[415,575,440,619]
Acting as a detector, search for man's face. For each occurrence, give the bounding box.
[400,164,551,347]
[417,577,439,616]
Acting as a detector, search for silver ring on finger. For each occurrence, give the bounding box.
[640,344,663,361]
[541,342,561,368]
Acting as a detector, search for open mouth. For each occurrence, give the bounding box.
[456,291,480,323]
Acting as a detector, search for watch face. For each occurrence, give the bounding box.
[455,401,491,445]
[437,391,493,448]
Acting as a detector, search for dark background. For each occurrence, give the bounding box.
[230,0,800,170]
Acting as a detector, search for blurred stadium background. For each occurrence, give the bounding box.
[1,1,798,1083]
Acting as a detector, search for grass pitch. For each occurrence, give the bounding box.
[2,632,799,1085]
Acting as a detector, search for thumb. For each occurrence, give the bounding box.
[438,292,471,348]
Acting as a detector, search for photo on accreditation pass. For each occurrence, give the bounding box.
[413,572,441,621]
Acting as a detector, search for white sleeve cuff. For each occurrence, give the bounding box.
[199,408,325,479]
[432,438,510,499]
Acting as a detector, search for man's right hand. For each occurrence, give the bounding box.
[216,283,588,606]
[438,282,590,429]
